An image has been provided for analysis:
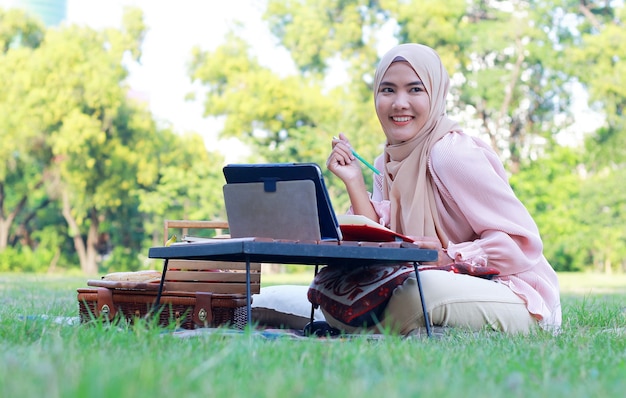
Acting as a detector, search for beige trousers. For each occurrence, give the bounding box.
[323,270,537,335]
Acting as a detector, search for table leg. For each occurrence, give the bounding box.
[309,264,319,326]
[153,259,169,311]
[245,255,252,327]
[413,262,432,338]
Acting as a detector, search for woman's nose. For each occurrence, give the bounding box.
[392,93,409,109]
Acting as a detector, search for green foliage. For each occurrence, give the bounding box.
[576,167,626,273]
[1,1,625,274]
[0,7,230,273]
[391,0,467,66]
[265,0,381,76]
[101,246,142,273]
[511,146,585,271]
[566,4,626,132]
[512,144,626,272]
[0,246,49,272]
[0,7,45,52]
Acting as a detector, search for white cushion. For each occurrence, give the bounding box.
[251,285,325,329]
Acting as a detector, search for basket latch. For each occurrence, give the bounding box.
[96,287,116,320]
[193,292,214,328]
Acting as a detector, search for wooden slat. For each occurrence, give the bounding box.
[164,220,229,243]
[165,220,229,230]
[169,259,261,272]
[163,219,262,295]
[164,281,260,294]
[165,270,261,284]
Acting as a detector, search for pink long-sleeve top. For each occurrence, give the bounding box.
[368,131,562,330]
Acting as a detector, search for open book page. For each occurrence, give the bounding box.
[172,236,255,245]
[336,214,415,243]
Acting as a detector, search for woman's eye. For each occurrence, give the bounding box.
[381,87,393,93]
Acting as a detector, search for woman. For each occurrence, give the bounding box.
[311,43,561,335]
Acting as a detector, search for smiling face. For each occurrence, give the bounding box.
[375,61,430,145]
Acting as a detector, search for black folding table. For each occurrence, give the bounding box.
[148,238,438,336]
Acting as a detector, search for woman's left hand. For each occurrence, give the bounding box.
[409,236,453,266]
[435,248,454,266]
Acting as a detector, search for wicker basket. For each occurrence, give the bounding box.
[77,286,248,329]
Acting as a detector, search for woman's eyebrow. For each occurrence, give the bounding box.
[379,80,424,87]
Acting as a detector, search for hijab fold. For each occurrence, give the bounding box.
[373,44,460,246]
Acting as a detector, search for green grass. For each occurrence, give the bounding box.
[1,272,625,397]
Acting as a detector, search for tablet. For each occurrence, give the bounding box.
[222,163,343,241]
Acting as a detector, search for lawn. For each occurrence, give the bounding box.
[0,272,624,397]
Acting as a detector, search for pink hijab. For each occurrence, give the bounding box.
[374,43,460,245]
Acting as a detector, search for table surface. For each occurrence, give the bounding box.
[148,238,438,266]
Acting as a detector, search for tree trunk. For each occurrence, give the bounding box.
[0,203,27,250]
[47,249,60,273]
[0,182,29,251]
[0,219,10,251]
[0,182,6,250]
[61,190,99,275]
[14,198,51,249]
[604,257,612,274]
[85,208,100,274]
[0,180,45,251]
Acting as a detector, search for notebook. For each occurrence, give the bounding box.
[222,163,343,241]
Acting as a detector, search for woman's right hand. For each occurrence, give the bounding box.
[326,133,363,183]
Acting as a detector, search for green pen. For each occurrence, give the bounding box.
[351,149,381,175]
[333,136,381,175]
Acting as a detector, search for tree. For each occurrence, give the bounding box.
[510,146,586,271]
[561,1,626,272]
[0,7,235,273]
[0,7,44,52]
[566,3,626,168]
[44,26,145,273]
[0,8,150,274]
[0,8,47,252]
